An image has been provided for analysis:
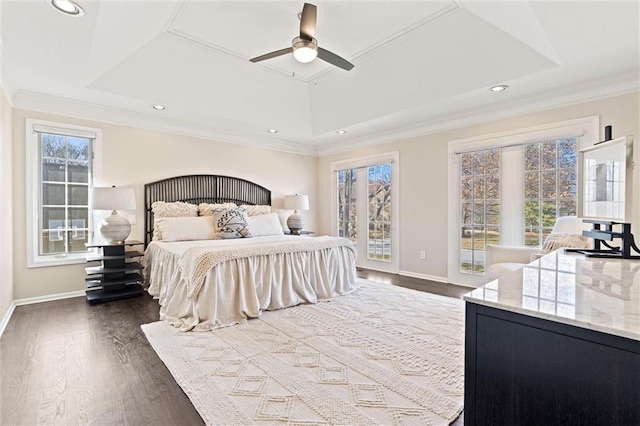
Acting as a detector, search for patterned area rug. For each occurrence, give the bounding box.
[142,280,465,425]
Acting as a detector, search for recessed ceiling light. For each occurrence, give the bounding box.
[50,0,84,17]
[268,129,278,134]
[336,130,346,134]
[489,85,509,93]
[152,105,166,111]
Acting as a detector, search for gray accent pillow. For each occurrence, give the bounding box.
[212,207,252,239]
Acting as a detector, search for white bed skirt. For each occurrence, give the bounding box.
[145,242,358,331]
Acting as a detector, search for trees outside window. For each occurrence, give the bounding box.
[40,133,93,255]
[26,119,102,267]
[459,149,500,274]
[524,138,577,246]
[337,164,392,261]
[333,152,399,273]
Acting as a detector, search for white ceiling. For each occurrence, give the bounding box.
[1,1,638,156]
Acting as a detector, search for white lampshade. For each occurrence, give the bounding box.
[91,187,136,211]
[91,186,136,244]
[284,194,309,211]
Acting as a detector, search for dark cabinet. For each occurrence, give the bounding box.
[464,302,640,425]
[85,240,144,303]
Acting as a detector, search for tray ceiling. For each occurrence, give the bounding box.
[2,1,638,155]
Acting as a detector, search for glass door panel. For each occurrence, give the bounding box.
[336,162,398,273]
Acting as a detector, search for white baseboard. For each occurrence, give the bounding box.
[0,301,16,338]
[399,270,449,284]
[14,290,86,307]
[357,265,400,274]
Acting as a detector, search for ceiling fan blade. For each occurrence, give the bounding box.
[299,3,317,41]
[249,47,293,63]
[317,47,354,71]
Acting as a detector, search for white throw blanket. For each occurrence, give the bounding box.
[179,236,356,301]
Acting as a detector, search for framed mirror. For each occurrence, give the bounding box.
[577,136,634,223]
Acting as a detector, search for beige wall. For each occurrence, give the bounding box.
[9,92,640,299]
[1,89,14,319]
[12,108,318,300]
[317,92,640,282]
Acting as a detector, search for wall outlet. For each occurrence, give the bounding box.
[126,213,137,225]
[420,250,426,260]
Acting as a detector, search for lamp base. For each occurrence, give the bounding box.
[99,210,131,244]
[287,211,304,235]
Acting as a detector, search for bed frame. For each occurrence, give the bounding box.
[144,174,272,247]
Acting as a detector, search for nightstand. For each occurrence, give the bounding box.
[284,231,315,235]
[85,240,144,303]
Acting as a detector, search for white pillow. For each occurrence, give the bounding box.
[530,232,590,261]
[152,201,198,217]
[156,217,216,242]
[247,213,284,237]
[542,232,590,252]
[151,201,198,241]
[240,204,272,216]
[198,202,237,217]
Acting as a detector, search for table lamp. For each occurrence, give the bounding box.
[91,186,136,244]
[284,194,309,234]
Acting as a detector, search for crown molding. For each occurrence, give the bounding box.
[317,70,639,156]
[11,70,638,160]
[12,90,318,157]
[0,39,16,103]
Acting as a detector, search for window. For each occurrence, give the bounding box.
[366,164,392,261]
[459,149,500,274]
[448,117,599,286]
[337,169,357,243]
[524,138,578,246]
[332,152,399,273]
[26,119,102,267]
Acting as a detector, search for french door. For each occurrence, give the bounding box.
[333,153,399,273]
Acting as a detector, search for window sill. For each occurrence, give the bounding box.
[27,255,88,268]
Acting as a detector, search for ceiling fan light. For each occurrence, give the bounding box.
[292,37,318,63]
[293,46,317,63]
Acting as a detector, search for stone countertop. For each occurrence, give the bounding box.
[463,250,640,341]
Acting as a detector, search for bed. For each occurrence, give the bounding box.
[143,175,358,331]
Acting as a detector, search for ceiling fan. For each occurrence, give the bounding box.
[249,3,354,71]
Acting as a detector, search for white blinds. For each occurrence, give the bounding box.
[331,152,397,172]
[451,126,584,155]
[33,123,97,139]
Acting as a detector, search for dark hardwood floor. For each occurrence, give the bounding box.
[0,270,471,425]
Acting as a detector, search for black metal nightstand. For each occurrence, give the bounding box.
[85,240,144,303]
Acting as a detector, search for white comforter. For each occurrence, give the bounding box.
[144,235,358,331]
